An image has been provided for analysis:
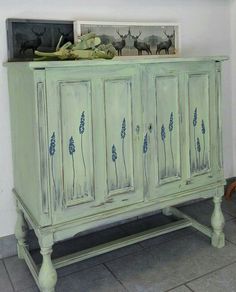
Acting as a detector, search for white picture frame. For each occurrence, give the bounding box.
[74,21,180,57]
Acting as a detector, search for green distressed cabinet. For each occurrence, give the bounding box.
[6,56,227,292]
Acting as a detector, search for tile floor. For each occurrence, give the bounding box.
[2,196,236,292]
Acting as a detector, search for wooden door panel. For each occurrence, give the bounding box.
[46,69,104,224]
[155,76,181,184]
[188,74,210,176]
[144,64,184,198]
[104,79,134,195]
[101,68,143,205]
[59,81,94,206]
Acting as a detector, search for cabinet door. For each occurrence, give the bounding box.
[46,65,143,224]
[143,64,184,198]
[144,62,219,199]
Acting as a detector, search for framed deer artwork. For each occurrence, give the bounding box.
[74,21,180,57]
[6,19,74,61]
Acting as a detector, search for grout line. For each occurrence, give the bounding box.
[164,283,195,292]
[183,259,236,287]
[225,238,236,246]
[153,235,236,292]
[222,210,236,219]
[92,246,145,267]
[164,259,236,292]
[57,246,144,280]
[103,262,129,292]
[2,259,16,292]
[225,216,236,223]
[58,262,104,280]
[140,228,196,252]
[185,283,195,291]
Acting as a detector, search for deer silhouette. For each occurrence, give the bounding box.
[58,28,73,45]
[112,30,128,56]
[130,31,152,55]
[156,30,175,55]
[19,28,46,54]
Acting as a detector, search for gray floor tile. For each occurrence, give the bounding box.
[168,285,192,292]
[179,199,233,227]
[106,232,236,292]
[4,256,35,291]
[18,286,39,292]
[223,218,236,245]
[140,227,196,249]
[0,260,14,292]
[0,235,17,259]
[57,243,142,277]
[219,197,236,218]
[56,264,126,292]
[187,261,236,292]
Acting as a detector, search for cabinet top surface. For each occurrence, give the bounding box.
[5,55,228,69]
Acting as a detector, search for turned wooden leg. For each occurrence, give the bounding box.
[38,243,57,292]
[211,194,225,248]
[15,205,28,259]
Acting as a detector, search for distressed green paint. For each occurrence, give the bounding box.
[6,56,227,292]
[189,74,210,174]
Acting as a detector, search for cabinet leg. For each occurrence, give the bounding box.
[15,206,28,259]
[38,245,57,292]
[211,194,225,248]
[162,207,172,216]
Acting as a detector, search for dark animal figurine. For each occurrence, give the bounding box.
[112,30,128,56]
[156,30,175,55]
[130,31,152,55]
[20,28,46,55]
[58,28,73,45]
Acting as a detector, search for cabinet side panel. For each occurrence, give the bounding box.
[7,64,49,226]
[215,62,224,172]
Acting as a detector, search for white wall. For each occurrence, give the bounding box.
[0,0,233,237]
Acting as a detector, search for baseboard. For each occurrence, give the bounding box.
[0,176,234,259]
